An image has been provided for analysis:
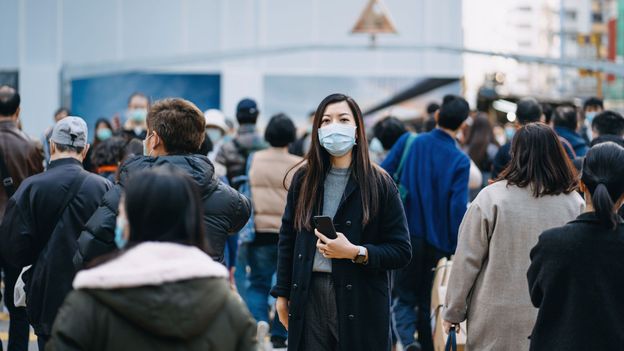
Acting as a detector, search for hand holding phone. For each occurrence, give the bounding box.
[313,216,338,240]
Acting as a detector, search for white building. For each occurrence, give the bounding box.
[1,0,464,136]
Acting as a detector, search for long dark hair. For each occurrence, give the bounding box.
[125,166,207,250]
[581,142,624,230]
[291,93,383,231]
[466,114,498,169]
[498,123,577,197]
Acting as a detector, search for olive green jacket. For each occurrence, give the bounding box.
[47,242,256,351]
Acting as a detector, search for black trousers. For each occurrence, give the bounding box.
[302,273,339,351]
[1,259,30,351]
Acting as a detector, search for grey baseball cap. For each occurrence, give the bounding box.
[50,116,88,148]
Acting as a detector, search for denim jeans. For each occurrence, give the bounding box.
[1,259,30,351]
[246,243,287,340]
[234,243,250,302]
[392,236,446,351]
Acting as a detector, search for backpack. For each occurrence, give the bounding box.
[232,153,255,244]
[393,133,418,203]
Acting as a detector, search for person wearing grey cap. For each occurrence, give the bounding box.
[0,116,112,350]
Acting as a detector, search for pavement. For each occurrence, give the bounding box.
[0,312,39,351]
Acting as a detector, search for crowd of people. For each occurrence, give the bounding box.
[0,82,622,351]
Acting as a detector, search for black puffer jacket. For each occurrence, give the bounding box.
[73,154,251,269]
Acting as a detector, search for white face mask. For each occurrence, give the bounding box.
[143,133,154,157]
[318,123,357,157]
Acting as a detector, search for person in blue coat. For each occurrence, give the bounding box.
[382,95,471,351]
[271,93,411,351]
[553,105,588,158]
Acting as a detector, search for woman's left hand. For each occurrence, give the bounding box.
[315,229,359,260]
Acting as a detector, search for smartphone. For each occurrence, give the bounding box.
[313,216,338,240]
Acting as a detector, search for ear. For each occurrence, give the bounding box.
[434,110,439,124]
[82,144,90,159]
[14,106,20,121]
[49,142,56,155]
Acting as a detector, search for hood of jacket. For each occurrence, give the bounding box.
[73,242,230,339]
[118,154,218,196]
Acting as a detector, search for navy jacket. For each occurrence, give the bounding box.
[0,158,112,335]
[382,129,470,254]
[555,126,588,157]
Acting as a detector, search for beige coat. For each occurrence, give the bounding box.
[249,148,302,233]
[443,181,584,351]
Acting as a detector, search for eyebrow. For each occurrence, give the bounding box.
[322,113,352,117]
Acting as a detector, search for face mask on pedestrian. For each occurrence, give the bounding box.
[115,216,128,249]
[143,133,154,157]
[318,123,357,157]
[505,126,515,141]
[129,108,147,123]
[96,128,112,141]
[585,112,597,126]
[206,128,223,143]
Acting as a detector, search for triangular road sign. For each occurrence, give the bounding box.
[351,0,397,34]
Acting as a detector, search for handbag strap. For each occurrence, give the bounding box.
[445,326,457,351]
[0,151,16,198]
[393,133,418,183]
[53,171,88,229]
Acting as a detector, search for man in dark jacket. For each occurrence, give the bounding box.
[0,85,44,351]
[73,98,251,268]
[215,98,267,186]
[0,116,112,349]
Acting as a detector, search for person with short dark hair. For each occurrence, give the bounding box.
[247,113,302,349]
[90,137,141,182]
[423,102,440,132]
[216,98,268,186]
[382,94,471,351]
[370,116,407,164]
[0,116,113,350]
[528,142,624,351]
[288,110,316,157]
[580,96,604,143]
[491,97,544,178]
[553,106,588,157]
[590,110,624,147]
[48,167,257,351]
[0,85,44,351]
[443,123,584,350]
[74,98,252,269]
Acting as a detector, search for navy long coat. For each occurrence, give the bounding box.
[271,167,412,351]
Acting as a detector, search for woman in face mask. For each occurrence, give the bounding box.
[272,93,411,351]
[84,118,114,172]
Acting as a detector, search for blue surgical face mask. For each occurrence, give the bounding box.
[129,108,147,123]
[114,216,128,249]
[206,128,223,143]
[585,112,597,125]
[505,126,515,141]
[318,123,357,157]
[96,128,113,141]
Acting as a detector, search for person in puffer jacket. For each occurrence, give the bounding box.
[49,167,256,351]
[73,98,251,269]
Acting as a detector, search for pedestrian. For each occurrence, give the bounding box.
[272,93,411,351]
[47,167,257,351]
[90,137,135,182]
[0,116,112,350]
[41,107,70,169]
[0,85,44,351]
[442,123,584,350]
[381,95,471,351]
[122,92,149,141]
[464,114,499,182]
[203,109,228,178]
[580,96,604,143]
[528,141,624,351]
[589,110,624,148]
[74,98,251,268]
[553,106,588,157]
[370,116,407,164]
[84,118,114,172]
[247,113,302,349]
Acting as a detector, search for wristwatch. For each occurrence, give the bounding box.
[352,246,368,264]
